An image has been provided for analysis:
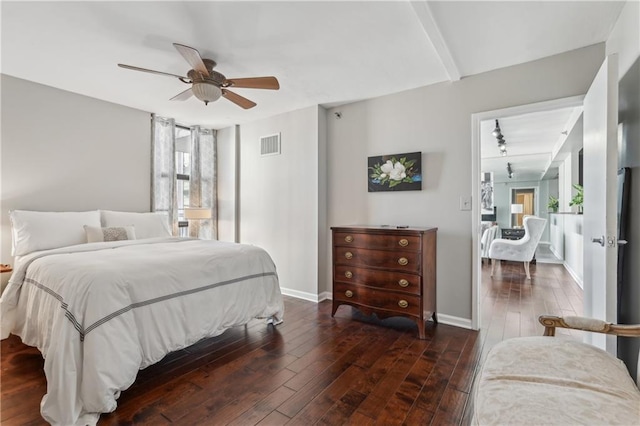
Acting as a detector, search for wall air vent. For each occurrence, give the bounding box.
[260,133,281,157]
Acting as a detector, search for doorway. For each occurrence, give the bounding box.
[471,95,585,331]
[511,187,536,227]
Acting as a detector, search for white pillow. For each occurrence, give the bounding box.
[100,210,171,239]
[84,225,136,243]
[10,210,101,256]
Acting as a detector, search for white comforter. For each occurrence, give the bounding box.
[0,238,284,426]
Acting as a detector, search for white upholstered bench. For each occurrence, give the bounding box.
[473,315,640,425]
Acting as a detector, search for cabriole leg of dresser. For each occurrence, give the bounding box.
[331,300,339,317]
[417,319,426,339]
[417,312,438,339]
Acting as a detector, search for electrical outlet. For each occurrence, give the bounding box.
[459,196,472,211]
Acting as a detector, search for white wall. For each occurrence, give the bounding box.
[557,116,585,213]
[563,214,584,287]
[326,44,605,321]
[1,75,150,287]
[606,1,640,79]
[238,105,324,300]
[216,125,238,242]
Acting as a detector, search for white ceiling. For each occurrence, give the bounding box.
[481,106,583,183]
[1,1,624,130]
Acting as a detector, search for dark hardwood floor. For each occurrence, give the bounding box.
[1,262,582,425]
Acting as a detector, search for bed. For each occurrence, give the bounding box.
[0,210,284,426]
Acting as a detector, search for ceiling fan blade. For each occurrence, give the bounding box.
[222,89,257,109]
[173,43,209,77]
[118,64,186,80]
[170,88,193,101]
[225,77,280,90]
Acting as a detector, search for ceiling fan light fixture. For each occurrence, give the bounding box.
[192,82,222,105]
[119,43,279,109]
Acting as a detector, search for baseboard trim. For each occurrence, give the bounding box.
[438,314,473,330]
[563,262,584,289]
[549,245,562,260]
[318,291,332,302]
[279,287,321,303]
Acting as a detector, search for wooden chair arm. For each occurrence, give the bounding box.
[539,315,640,337]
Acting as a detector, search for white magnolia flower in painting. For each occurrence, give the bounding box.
[380,160,406,181]
[389,162,406,181]
[380,160,394,175]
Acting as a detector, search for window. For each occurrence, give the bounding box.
[151,115,217,239]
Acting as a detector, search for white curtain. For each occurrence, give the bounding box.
[151,114,178,235]
[189,126,217,239]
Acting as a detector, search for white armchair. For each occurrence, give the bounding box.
[480,224,500,263]
[489,216,546,279]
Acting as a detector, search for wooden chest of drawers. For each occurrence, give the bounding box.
[331,226,437,339]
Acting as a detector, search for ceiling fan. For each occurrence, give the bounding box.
[118,43,279,109]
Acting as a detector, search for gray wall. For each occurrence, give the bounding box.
[326,44,605,322]
[238,106,324,300]
[1,75,151,288]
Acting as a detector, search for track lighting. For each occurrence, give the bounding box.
[507,162,513,179]
[492,119,502,138]
[492,119,507,156]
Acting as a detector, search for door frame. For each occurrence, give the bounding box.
[470,95,584,330]
[510,186,538,227]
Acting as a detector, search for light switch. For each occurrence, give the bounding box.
[459,196,472,211]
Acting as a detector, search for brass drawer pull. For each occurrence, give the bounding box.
[398,300,409,308]
[345,252,353,260]
[398,279,409,287]
[345,290,353,298]
[398,257,408,266]
[345,271,353,279]
[399,238,409,247]
[345,235,354,243]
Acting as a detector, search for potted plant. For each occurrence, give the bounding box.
[547,196,559,213]
[569,184,583,213]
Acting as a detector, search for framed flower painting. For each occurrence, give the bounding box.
[368,151,422,192]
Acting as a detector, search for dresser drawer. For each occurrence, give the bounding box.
[333,282,421,317]
[334,246,420,273]
[334,265,420,295]
[334,231,421,252]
